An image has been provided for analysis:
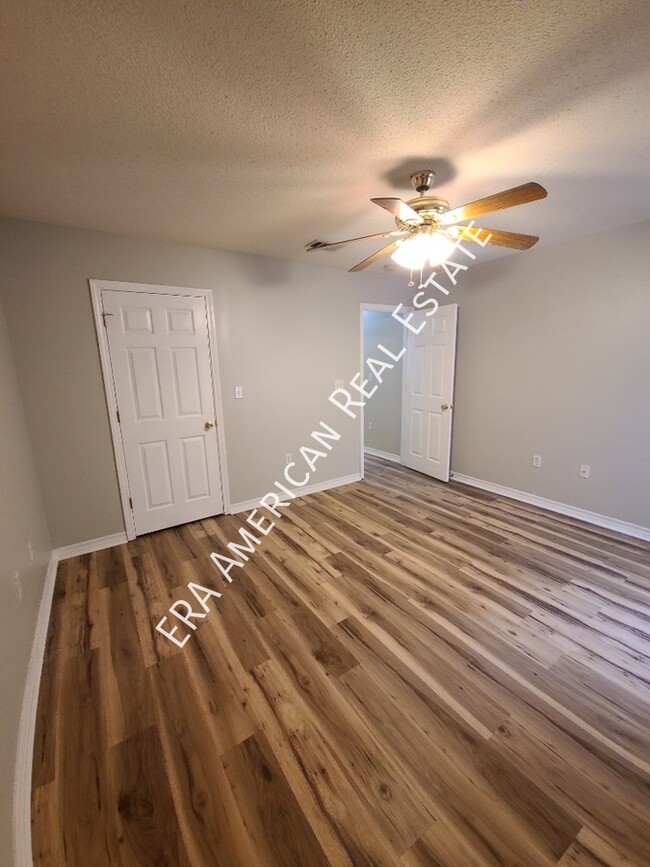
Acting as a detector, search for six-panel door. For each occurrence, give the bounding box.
[401,303,458,481]
[103,290,224,535]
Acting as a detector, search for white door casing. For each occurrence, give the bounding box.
[99,286,225,535]
[401,303,458,481]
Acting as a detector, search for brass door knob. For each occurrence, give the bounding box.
[204,421,215,430]
[441,403,453,411]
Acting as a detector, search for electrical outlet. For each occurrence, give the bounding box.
[335,379,344,388]
[27,539,34,561]
[368,421,373,430]
[579,464,590,479]
[14,571,23,601]
[285,453,292,464]
[532,455,542,468]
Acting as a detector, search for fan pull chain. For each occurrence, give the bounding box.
[418,267,424,290]
[407,268,414,288]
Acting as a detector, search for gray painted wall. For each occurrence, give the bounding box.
[451,219,650,527]
[363,310,403,457]
[0,218,409,547]
[0,297,51,864]
[1,214,648,560]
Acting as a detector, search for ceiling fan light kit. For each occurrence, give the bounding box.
[306,169,548,281]
[391,230,457,269]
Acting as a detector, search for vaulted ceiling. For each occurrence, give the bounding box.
[1,0,649,270]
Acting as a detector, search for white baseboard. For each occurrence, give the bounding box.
[451,473,650,542]
[364,447,401,464]
[13,551,58,867]
[14,530,129,862]
[53,531,128,561]
[229,473,363,515]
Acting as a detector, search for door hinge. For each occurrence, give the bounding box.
[102,311,114,327]
[116,409,121,423]
[129,497,133,510]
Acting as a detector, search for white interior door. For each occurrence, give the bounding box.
[401,303,458,481]
[103,289,224,535]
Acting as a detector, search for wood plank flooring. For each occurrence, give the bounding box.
[32,456,650,866]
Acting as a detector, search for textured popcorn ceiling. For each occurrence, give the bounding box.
[1,0,649,269]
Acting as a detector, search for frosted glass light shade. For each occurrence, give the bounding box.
[391,232,456,269]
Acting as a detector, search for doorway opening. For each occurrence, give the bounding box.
[360,301,458,483]
[360,305,404,473]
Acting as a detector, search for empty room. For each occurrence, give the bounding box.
[1,2,649,865]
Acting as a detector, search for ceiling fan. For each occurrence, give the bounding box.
[306,170,547,272]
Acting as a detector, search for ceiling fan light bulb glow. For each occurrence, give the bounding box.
[391,232,456,269]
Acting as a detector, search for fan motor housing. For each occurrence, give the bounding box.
[395,195,450,232]
[407,195,450,214]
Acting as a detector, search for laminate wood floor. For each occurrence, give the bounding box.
[32,456,650,866]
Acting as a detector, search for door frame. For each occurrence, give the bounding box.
[89,279,230,540]
[359,302,405,479]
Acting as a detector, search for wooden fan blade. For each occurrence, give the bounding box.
[306,230,406,252]
[349,241,400,272]
[452,225,539,250]
[371,197,423,224]
[440,182,547,226]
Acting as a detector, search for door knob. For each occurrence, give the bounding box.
[441,403,453,411]
[204,421,215,430]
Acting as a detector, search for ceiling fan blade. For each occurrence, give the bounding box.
[349,240,400,272]
[371,197,423,225]
[440,182,547,226]
[451,225,539,250]
[306,230,406,252]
